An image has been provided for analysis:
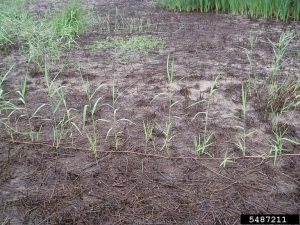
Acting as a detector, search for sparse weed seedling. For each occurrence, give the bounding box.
[0,65,14,101]
[190,75,219,156]
[143,121,153,144]
[17,77,45,141]
[81,77,105,155]
[234,83,255,156]
[100,78,135,151]
[269,129,300,165]
[220,150,233,167]
[151,56,179,152]
[0,66,19,141]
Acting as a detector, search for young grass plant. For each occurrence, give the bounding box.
[44,65,79,148]
[82,78,104,155]
[220,150,233,167]
[16,77,46,141]
[143,120,153,144]
[190,75,219,156]
[269,129,300,165]
[234,83,255,156]
[269,103,300,165]
[54,89,79,148]
[163,55,178,152]
[166,54,174,84]
[0,105,16,140]
[0,66,19,141]
[0,65,14,101]
[101,78,135,151]
[151,55,178,152]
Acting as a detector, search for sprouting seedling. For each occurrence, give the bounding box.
[269,128,300,165]
[151,90,179,153]
[51,86,79,148]
[112,78,117,109]
[81,78,105,155]
[93,78,135,151]
[150,55,178,152]
[0,65,14,101]
[220,150,233,167]
[161,120,174,152]
[143,120,153,144]
[269,130,285,165]
[106,82,135,150]
[0,64,14,88]
[44,64,61,96]
[235,83,247,155]
[0,100,20,141]
[16,76,45,141]
[234,83,255,156]
[17,76,27,105]
[241,82,247,122]
[82,77,104,108]
[194,134,213,155]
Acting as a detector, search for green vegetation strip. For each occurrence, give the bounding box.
[158,0,300,21]
[90,35,165,53]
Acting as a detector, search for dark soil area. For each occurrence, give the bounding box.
[1,0,299,224]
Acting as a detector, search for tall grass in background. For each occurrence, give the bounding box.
[158,0,300,21]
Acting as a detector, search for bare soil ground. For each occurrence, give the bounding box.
[1,0,299,224]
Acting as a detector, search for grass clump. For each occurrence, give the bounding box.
[90,35,165,53]
[158,0,300,21]
[51,0,86,39]
[266,31,299,115]
[44,65,79,148]
[0,0,91,69]
[82,78,104,155]
[269,128,300,165]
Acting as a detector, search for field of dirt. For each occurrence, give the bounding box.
[0,0,299,224]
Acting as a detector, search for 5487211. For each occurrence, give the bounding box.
[240,214,300,224]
